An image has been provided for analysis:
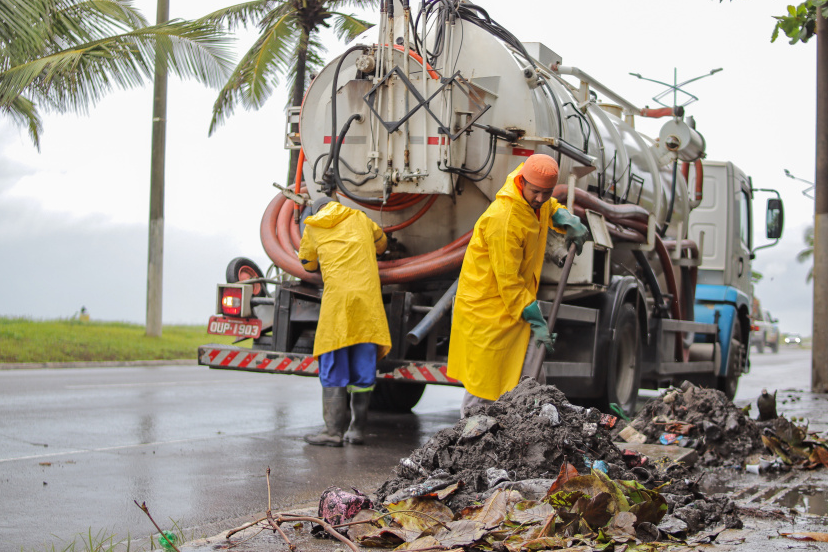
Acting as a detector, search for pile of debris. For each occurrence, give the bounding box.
[613,382,766,467]
[378,379,631,508]
[355,378,743,548]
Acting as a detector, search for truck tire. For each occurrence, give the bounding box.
[369,380,426,412]
[771,339,779,353]
[602,302,641,418]
[755,338,764,354]
[226,257,268,297]
[718,318,744,400]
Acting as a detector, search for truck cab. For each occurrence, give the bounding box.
[688,161,784,396]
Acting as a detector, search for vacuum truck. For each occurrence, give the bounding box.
[199,0,784,415]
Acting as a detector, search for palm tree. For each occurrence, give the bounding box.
[1,0,233,149]
[201,0,379,183]
[797,225,815,282]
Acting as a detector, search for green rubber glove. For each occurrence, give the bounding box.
[521,301,556,353]
[551,208,590,255]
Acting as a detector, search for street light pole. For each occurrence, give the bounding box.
[146,0,169,338]
[814,8,828,392]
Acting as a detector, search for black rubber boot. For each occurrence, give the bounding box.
[304,387,348,447]
[343,391,371,445]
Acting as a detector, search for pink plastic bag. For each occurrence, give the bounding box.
[317,486,373,526]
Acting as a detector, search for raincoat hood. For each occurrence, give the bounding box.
[305,201,351,229]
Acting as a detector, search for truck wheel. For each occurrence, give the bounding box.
[369,380,426,412]
[771,340,779,354]
[226,257,268,297]
[755,339,764,354]
[603,302,641,418]
[718,318,743,400]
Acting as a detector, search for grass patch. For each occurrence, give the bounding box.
[0,317,241,364]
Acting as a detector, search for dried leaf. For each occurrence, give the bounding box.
[808,446,828,468]
[506,501,554,526]
[521,536,569,550]
[628,493,668,526]
[386,497,453,532]
[556,471,629,515]
[431,520,488,548]
[781,531,828,542]
[348,509,388,542]
[762,434,793,464]
[544,462,579,498]
[546,490,583,511]
[394,535,440,550]
[603,511,636,538]
[581,492,613,529]
[433,481,462,500]
[458,490,522,528]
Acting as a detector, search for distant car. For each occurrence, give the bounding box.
[751,309,781,353]
[784,333,802,345]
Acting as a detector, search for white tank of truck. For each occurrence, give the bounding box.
[202,0,782,416]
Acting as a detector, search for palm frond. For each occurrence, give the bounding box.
[209,11,297,134]
[327,0,381,12]
[1,20,233,114]
[198,0,278,31]
[0,0,52,54]
[2,95,43,149]
[329,11,374,42]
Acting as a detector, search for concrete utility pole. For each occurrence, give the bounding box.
[813,9,828,392]
[146,0,169,338]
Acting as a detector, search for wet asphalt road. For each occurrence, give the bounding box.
[0,365,465,552]
[0,346,812,552]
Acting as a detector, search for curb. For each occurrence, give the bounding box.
[0,359,198,370]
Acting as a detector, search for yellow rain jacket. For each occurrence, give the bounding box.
[298,202,392,360]
[447,165,564,401]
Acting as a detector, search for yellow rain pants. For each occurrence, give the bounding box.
[298,202,391,360]
[447,165,564,400]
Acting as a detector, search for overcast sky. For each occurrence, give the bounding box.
[0,0,818,335]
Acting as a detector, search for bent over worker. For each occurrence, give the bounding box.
[298,196,392,446]
[446,154,589,417]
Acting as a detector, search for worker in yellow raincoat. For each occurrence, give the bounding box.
[298,196,391,446]
[447,154,589,416]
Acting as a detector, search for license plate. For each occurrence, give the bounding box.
[208,316,262,338]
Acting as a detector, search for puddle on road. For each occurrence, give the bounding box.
[774,486,828,516]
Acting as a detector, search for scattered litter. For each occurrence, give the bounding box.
[614,382,765,466]
[539,403,560,426]
[618,425,647,444]
[369,378,742,548]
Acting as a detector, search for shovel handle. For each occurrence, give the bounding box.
[524,243,578,382]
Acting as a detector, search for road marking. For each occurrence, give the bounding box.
[0,436,236,464]
[65,379,252,390]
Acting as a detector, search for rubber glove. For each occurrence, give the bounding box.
[522,301,556,353]
[551,208,590,255]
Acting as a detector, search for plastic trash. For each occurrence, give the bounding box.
[158,531,177,552]
[539,403,561,426]
[486,467,510,487]
[659,433,678,445]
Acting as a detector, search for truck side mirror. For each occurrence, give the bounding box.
[766,198,784,240]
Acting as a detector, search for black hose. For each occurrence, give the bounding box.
[321,44,367,179]
[633,250,668,318]
[331,114,384,204]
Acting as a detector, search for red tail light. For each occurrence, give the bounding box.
[221,288,243,316]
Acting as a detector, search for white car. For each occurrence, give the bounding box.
[784,333,802,345]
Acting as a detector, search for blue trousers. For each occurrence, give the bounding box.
[319,343,377,392]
